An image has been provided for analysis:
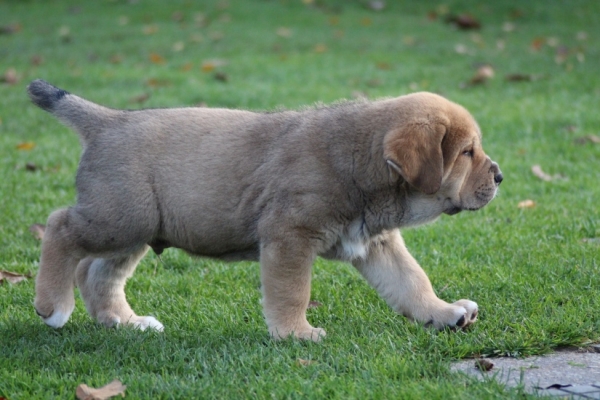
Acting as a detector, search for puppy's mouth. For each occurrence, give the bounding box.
[443,206,462,215]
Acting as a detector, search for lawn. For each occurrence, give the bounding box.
[1,0,599,398]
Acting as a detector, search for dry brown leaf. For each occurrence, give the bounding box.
[0,270,29,285]
[201,59,228,72]
[475,358,494,371]
[297,358,317,366]
[1,68,19,85]
[25,162,39,172]
[469,65,494,85]
[0,23,21,35]
[368,1,386,11]
[214,72,228,82]
[314,44,328,53]
[505,73,539,82]
[518,199,536,209]
[149,53,166,65]
[76,380,126,400]
[143,24,159,35]
[16,142,36,151]
[446,14,481,30]
[376,62,392,70]
[307,301,322,309]
[531,165,553,181]
[531,165,565,181]
[574,135,600,145]
[129,93,151,104]
[276,27,292,38]
[555,46,569,64]
[360,17,372,27]
[31,54,44,66]
[530,37,545,51]
[29,224,45,240]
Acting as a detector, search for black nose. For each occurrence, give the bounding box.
[494,173,503,184]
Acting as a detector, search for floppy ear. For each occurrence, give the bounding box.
[383,123,446,195]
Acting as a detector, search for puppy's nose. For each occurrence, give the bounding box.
[494,173,503,184]
[489,161,502,184]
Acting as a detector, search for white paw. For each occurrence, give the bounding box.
[130,316,164,332]
[41,304,75,328]
[452,299,478,327]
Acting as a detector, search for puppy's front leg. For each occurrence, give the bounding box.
[260,240,325,341]
[353,229,478,330]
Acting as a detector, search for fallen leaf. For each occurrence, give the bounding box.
[58,25,71,42]
[276,27,292,38]
[25,162,39,172]
[172,41,185,52]
[307,301,322,309]
[16,142,36,151]
[1,68,19,85]
[360,17,372,27]
[143,24,159,35]
[367,1,386,11]
[0,23,21,35]
[502,22,516,32]
[505,73,539,82]
[149,53,166,64]
[376,62,392,70]
[314,43,328,53]
[109,54,123,64]
[0,270,29,285]
[129,93,151,104]
[530,37,545,51]
[172,11,184,22]
[469,65,494,85]
[214,72,228,82]
[577,31,588,41]
[31,54,44,66]
[454,43,468,54]
[29,224,45,240]
[201,59,228,72]
[297,358,317,366]
[518,199,536,209]
[446,14,481,30]
[573,135,600,145]
[475,358,494,371]
[180,62,193,72]
[146,78,171,88]
[555,46,569,64]
[76,380,126,400]
[531,165,565,181]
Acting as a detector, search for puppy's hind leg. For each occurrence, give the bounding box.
[76,245,164,331]
[35,208,86,328]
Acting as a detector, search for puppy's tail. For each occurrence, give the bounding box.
[27,79,120,143]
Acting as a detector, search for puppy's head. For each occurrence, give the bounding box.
[383,92,502,214]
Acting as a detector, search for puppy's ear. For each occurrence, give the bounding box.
[383,123,446,195]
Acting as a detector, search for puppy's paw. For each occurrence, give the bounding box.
[129,316,164,332]
[270,326,326,342]
[424,299,478,331]
[452,299,478,328]
[34,297,75,329]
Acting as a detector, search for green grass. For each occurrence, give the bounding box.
[1,0,599,398]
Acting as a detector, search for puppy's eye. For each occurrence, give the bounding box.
[462,149,474,157]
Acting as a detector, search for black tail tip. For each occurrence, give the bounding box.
[27,79,69,111]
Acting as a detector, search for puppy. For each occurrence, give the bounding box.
[27,80,502,341]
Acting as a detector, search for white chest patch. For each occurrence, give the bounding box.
[339,219,370,261]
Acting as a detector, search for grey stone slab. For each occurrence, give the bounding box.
[539,388,573,397]
[562,385,600,394]
[452,350,600,395]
